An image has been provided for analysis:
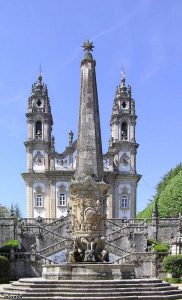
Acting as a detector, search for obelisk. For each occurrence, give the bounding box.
[69,41,109,262]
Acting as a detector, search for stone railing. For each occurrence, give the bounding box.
[43,216,68,230]
[42,227,66,241]
[106,218,147,243]
[105,241,130,257]
[35,253,56,265]
[38,239,70,257]
[18,218,57,225]
[113,251,156,265]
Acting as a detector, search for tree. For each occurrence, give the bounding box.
[10,203,22,218]
[137,163,182,218]
[163,255,182,278]
[0,203,22,218]
[0,204,10,217]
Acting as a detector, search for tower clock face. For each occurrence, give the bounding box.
[120,153,130,166]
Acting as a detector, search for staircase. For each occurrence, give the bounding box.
[0,278,182,299]
[106,219,146,244]
[18,217,147,267]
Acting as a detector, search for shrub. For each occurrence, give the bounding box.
[163,255,182,278]
[154,243,170,253]
[0,239,19,253]
[0,256,10,277]
[165,277,182,284]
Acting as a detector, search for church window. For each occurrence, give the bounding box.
[59,193,66,206]
[35,194,43,207]
[35,121,42,136]
[121,122,128,140]
[120,195,128,209]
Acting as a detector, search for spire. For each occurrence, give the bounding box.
[31,72,47,97]
[120,70,127,94]
[75,41,103,180]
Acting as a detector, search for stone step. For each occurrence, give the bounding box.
[2,290,182,297]
[10,283,172,289]
[1,295,182,300]
[16,278,163,284]
[5,286,178,292]
[1,278,182,300]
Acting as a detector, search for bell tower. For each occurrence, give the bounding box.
[108,73,141,218]
[23,74,54,217]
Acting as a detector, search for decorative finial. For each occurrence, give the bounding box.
[38,64,42,83]
[121,68,126,86]
[82,40,94,52]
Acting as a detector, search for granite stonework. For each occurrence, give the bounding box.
[42,263,135,280]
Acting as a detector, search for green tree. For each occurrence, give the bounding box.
[0,256,10,278]
[0,203,22,218]
[137,163,182,218]
[10,203,22,218]
[163,255,182,278]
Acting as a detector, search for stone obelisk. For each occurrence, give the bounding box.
[69,41,109,262]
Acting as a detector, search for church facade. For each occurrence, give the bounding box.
[22,46,141,219]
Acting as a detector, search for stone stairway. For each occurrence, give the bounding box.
[0,278,182,299]
[38,239,71,257]
[106,219,146,243]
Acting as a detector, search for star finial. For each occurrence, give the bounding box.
[82,40,94,52]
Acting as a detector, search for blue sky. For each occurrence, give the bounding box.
[0,0,181,217]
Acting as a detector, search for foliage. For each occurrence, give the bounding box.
[147,240,169,253]
[0,203,22,218]
[154,243,170,253]
[0,256,10,277]
[156,163,182,195]
[11,203,22,218]
[157,170,182,217]
[165,277,182,283]
[163,255,182,278]
[0,240,20,253]
[0,204,10,217]
[137,202,154,219]
[137,163,182,218]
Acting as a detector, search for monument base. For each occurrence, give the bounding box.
[42,263,135,280]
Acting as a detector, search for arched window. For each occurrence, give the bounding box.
[121,122,128,140]
[35,121,42,138]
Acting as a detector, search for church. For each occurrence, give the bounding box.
[22,42,141,219]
